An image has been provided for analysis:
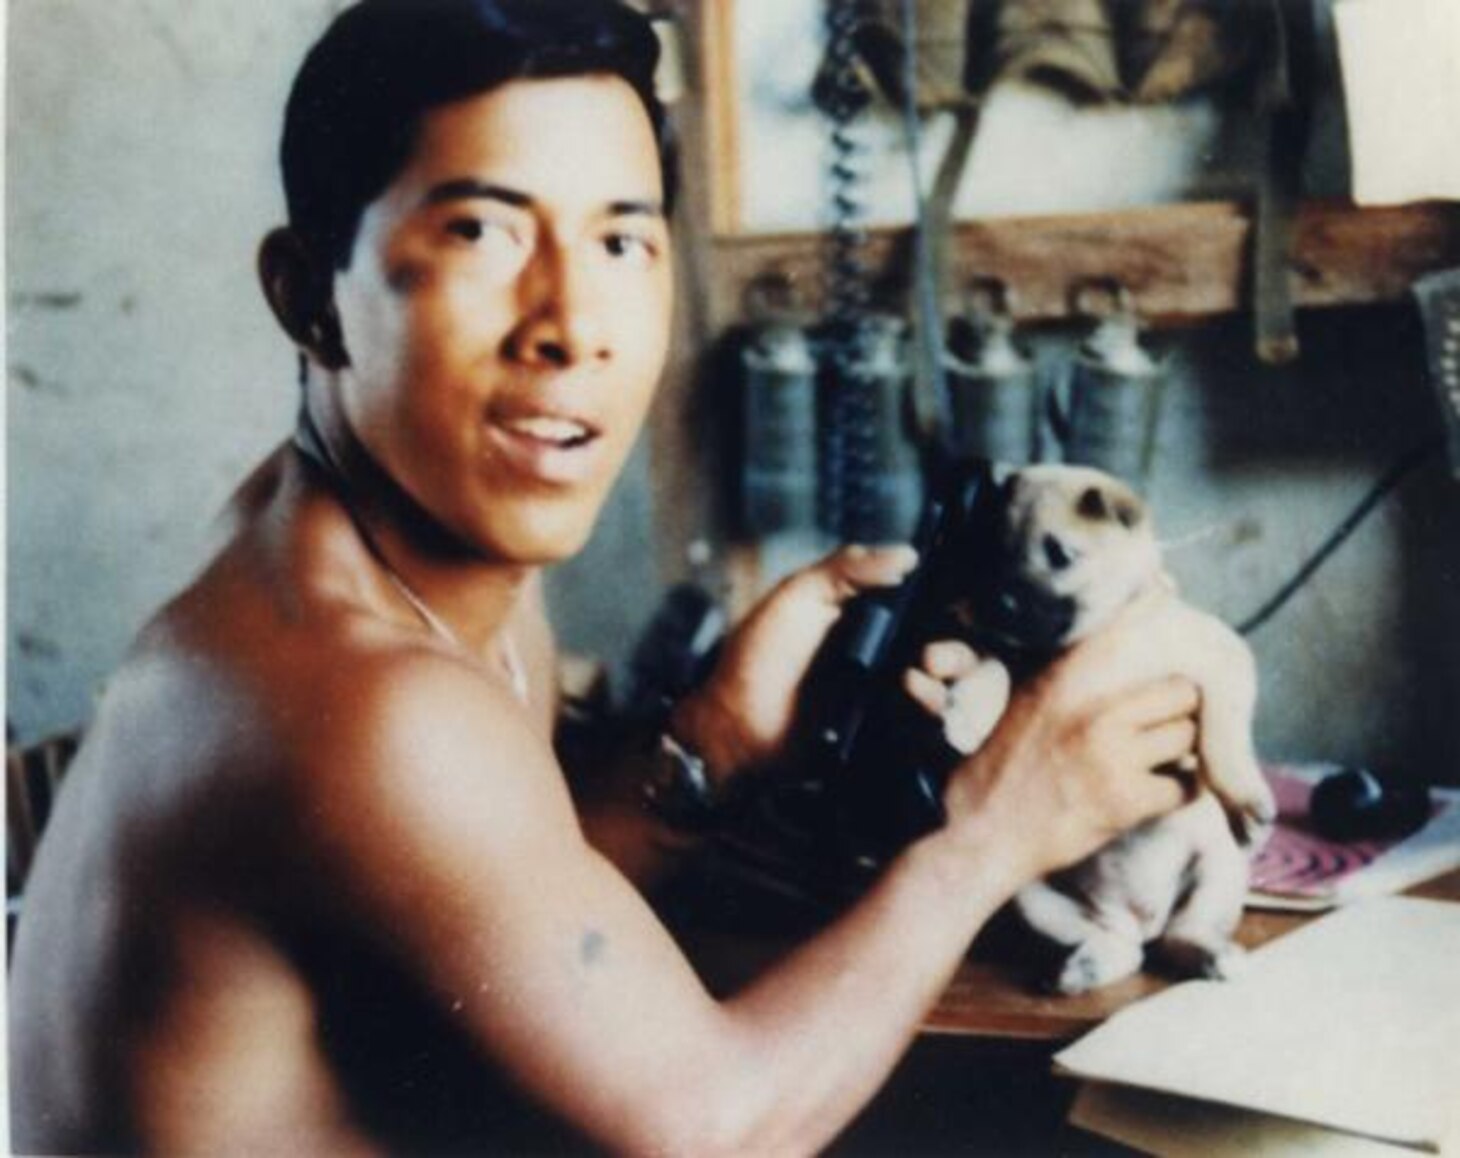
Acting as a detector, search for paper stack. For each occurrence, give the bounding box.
[1057,898,1460,1154]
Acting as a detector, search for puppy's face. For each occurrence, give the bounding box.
[971,465,1162,651]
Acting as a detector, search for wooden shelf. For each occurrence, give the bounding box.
[704,199,1460,330]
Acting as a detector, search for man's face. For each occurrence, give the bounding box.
[330,75,673,564]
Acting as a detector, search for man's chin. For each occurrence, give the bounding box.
[472,507,601,568]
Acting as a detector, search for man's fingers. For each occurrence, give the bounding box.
[802,544,919,605]
[1107,676,1200,730]
[1136,717,1199,770]
[902,668,948,716]
[919,639,980,681]
[1133,764,1193,821]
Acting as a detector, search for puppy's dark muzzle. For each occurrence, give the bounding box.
[954,478,1078,662]
[968,569,1078,662]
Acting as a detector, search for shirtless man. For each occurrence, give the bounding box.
[8,1,1201,1152]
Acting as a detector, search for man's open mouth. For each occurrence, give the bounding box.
[498,414,599,450]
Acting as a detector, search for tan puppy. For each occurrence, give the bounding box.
[919,464,1275,993]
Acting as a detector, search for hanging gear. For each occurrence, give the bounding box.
[967,0,1260,106]
[945,279,1040,464]
[740,279,821,538]
[1057,281,1168,484]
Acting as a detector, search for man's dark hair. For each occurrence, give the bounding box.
[281,0,676,272]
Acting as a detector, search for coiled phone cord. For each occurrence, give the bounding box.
[818,0,882,541]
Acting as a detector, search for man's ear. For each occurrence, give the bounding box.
[257,227,350,371]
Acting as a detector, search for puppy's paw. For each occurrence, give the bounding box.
[1051,932,1144,995]
[1230,799,1277,850]
[1156,936,1247,982]
[1207,943,1250,981]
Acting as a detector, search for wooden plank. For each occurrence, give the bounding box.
[645,1,734,583]
[701,0,741,237]
[703,199,1460,331]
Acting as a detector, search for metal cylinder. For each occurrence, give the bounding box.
[742,319,820,537]
[1062,286,1167,483]
[945,281,1038,465]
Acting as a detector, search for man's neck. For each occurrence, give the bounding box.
[294,382,536,659]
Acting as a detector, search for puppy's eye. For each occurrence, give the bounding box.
[1077,487,1109,521]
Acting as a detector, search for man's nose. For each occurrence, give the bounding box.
[508,247,611,369]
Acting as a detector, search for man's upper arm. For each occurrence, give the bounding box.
[290,655,736,1152]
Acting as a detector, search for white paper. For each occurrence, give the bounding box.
[1335,802,1460,905]
[1335,0,1460,206]
[1070,1083,1433,1157]
[1055,899,1460,1151]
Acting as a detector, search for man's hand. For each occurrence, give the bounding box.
[938,610,1202,894]
[670,545,918,786]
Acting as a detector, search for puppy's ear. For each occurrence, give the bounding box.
[1113,497,1144,529]
[258,227,350,371]
[1078,483,1145,529]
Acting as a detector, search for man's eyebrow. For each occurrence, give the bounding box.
[421,179,532,209]
[420,179,664,219]
[605,198,666,220]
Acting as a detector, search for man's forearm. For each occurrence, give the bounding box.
[687,826,1024,1155]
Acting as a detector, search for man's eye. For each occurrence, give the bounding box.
[604,232,659,264]
[445,217,484,242]
[445,217,521,247]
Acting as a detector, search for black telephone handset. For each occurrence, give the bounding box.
[802,458,1005,867]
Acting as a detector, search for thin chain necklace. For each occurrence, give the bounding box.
[294,405,530,706]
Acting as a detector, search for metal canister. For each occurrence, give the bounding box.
[1063,285,1167,484]
[819,313,924,543]
[944,281,1038,465]
[742,318,820,537]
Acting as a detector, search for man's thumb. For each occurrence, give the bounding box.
[798,544,919,605]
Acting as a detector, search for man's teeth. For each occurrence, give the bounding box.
[504,416,592,446]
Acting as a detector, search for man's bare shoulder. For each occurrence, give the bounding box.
[97,534,565,835]
[286,627,571,818]
[280,634,583,891]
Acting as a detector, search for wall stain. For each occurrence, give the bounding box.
[10,365,69,398]
[10,292,83,311]
[16,633,62,661]
[1230,516,1264,546]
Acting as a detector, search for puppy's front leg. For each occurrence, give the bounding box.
[1187,624,1275,844]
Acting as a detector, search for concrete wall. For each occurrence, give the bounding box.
[8,1,1459,784]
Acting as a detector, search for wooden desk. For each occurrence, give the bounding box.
[674,867,1460,1044]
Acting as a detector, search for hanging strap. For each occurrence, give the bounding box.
[1251,0,1315,364]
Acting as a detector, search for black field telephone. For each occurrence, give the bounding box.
[800,458,1009,867]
